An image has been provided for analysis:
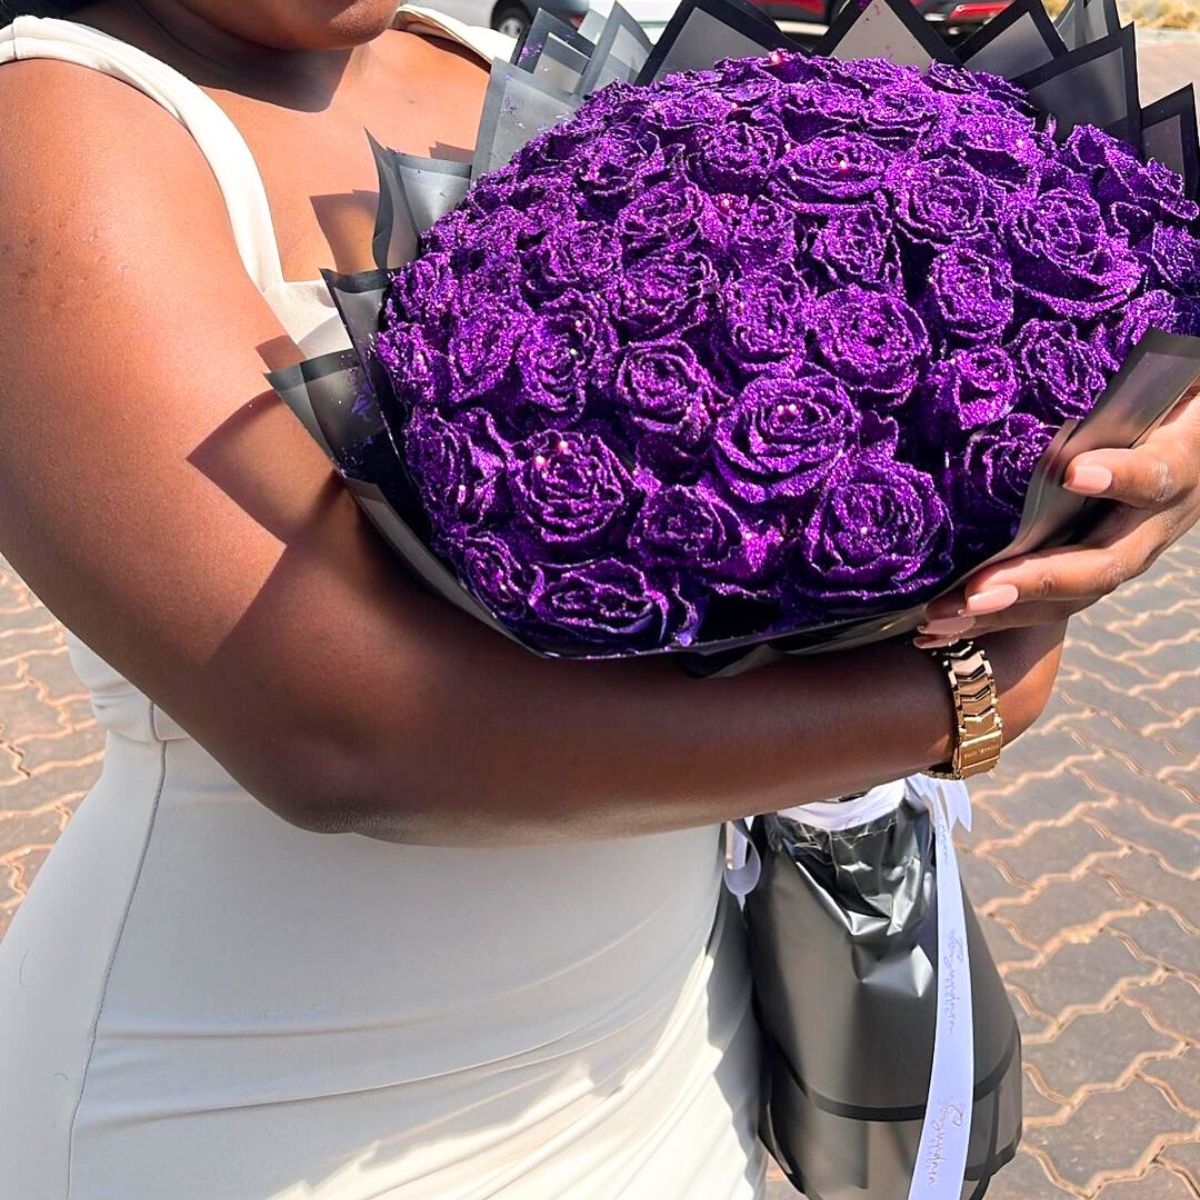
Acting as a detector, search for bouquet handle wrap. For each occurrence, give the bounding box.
[743,778,1021,1200]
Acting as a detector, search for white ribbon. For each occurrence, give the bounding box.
[726,775,974,1200]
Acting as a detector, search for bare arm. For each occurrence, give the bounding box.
[0,64,1064,845]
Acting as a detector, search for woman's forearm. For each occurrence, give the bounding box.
[258,529,1065,844]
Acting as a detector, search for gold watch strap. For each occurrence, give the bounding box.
[926,640,1004,780]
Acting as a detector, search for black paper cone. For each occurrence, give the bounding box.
[745,802,1022,1200]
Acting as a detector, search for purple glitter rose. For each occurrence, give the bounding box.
[924,347,1019,438]
[809,200,900,289]
[956,413,1056,545]
[1100,289,1200,367]
[793,455,954,612]
[576,131,670,211]
[888,156,992,248]
[1006,187,1144,319]
[810,287,930,404]
[730,195,797,266]
[863,85,945,152]
[949,112,1044,188]
[718,265,810,368]
[631,481,781,588]
[532,559,696,649]
[377,321,450,410]
[773,134,890,203]
[509,429,634,551]
[387,252,457,328]
[713,366,861,506]
[691,112,785,194]
[774,80,865,142]
[523,221,621,301]
[446,301,524,401]
[403,408,504,529]
[517,293,617,428]
[617,179,723,254]
[1011,319,1108,422]
[1068,125,1200,227]
[612,249,717,340]
[615,342,714,467]
[1148,224,1200,292]
[459,532,543,624]
[924,237,1014,347]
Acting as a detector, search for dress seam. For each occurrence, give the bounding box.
[63,732,168,1200]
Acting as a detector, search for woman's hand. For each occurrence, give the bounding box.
[917,379,1200,646]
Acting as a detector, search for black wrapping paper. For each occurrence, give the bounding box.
[745,801,1021,1200]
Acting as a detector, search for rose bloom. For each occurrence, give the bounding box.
[791,454,954,614]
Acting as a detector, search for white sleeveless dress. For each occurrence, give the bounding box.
[0,12,766,1200]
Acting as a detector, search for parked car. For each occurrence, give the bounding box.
[760,0,1010,33]
[426,0,1009,48]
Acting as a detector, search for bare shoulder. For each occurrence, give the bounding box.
[0,56,236,265]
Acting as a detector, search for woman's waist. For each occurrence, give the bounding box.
[82,731,728,1072]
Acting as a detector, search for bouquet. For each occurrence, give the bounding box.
[266,1,1200,1195]
[270,0,1200,677]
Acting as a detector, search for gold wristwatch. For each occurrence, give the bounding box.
[925,640,1004,780]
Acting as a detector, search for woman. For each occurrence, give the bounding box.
[0,2,1190,1197]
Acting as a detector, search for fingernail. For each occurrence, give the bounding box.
[1066,464,1113,496]
[917,617,975,638]
[965,584,1019,616]
[914,635,956,650]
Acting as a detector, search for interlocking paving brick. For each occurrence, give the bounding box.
[1111,910,1200,975]
[0,758,101,814]
[1070,757,1200,825]
[1067,713,1194,778]
[1024,1002,1180,1101]
[957,851,1026,908]
[0,806,71,850]
[1161,1141,1200,1192]
[1023,1079,1197,1192]
[1005,934,1158,1019]
[1125,976,1200,1043]
[1099,852,1200,931]
[5,846,52,897]
[996,871,1141,950]
[988,822,1125,887]
[1143,1048,1200,1115]
[978,913,1040,971]
[1094,1166,1200,1199]
[0,681,67,741]
[998,725,1093,777]
[983,1148,1068,1200]
[988,768,1115,829]
[1023,1066,1070,1124]
[1088,804,1200,875]
[12,725,104,775]
[952,801,1014,851]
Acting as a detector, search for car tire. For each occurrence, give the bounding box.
[492,2,532,40]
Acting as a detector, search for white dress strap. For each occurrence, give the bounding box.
[393,4,516,63]
[0,14,287,291]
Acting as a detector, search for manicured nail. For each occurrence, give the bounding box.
[917,617,975,638]
[1065,463,1113,496]
[914,635,956,650]
[965,584,1019,616]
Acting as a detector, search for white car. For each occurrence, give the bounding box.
[425,0,679,43]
